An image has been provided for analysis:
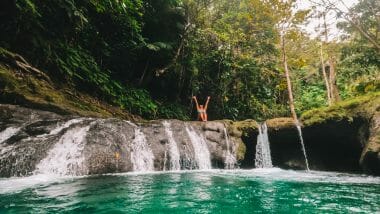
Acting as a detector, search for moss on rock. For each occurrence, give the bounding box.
[266,117,295,130]
[299,93,380,175]
[0,64,140,121]
[231,119,258,137]
[236,140,246,161]
[301,92,380,126]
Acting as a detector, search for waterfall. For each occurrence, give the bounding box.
[163,150,167,171]
[255,123,273,168]
[185,125,211,170]
[36,125,91,176]
[0,127,21,156]
[129,123,155,172]
[296,124,310,171]
[0,127,21,143]
[48,118,84,135]
[180,144,197,170]
[223,127,237,169]
[162,121,180,171]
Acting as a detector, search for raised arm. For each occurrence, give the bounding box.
[204,96,210,110]
[192,96,199,109]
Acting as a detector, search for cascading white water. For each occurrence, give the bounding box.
[162,121,180,171]
[129,122,155,172]
[185,125,211,170]
[36,125,91,176]
[0,127,21,156]
[296,124,310,171]
[163,150,168,171]
[181,144,196,169]
[223,127,237,169]
[0,127,21,143]
[255,123,273,168]
[48,118,84,135]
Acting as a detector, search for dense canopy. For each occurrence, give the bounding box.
[0,0,378,120]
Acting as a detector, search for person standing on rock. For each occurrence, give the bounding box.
[192,96,210,122]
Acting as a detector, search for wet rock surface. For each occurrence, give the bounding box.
[1,103,379,177]
[0,105,240,177]
[360,113,380,175]
[234,117,375,174]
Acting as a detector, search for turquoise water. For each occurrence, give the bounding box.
[1,169,379,213]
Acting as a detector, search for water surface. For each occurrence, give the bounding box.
[1,169,379,213]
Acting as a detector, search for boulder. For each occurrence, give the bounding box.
[0,105,242,177]
[360,112,380,175]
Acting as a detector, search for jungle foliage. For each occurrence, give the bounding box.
[0,0,378,120]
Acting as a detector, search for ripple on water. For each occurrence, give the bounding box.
[0,169,379,213]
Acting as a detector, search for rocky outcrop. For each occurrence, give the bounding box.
[299,92,380,174]
[360,112,380,175]
[1,92,379,177]
[0,104,241,177]
[0,51,139,121]
[230,91,380,175]
[229,120,257,167]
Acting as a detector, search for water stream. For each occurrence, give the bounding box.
[129,123,155,172]
[0,127,21,143]
[185,125,211,170]
[296,124,310,171]
[223,127,237,169]
[36,124,91,176]
[255,123,272,168]
[162,121,180,171]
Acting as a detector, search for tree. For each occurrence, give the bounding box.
[270,0,310,122]
[320,10,341,103]
[336,0,380,97]
[310,0,380,51]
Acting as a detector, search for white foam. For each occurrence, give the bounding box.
[0,174,64,194]
[223,127,237,169]
[35,125,91,176]
[255,123,272,168]
[130,124,155,172]
[49,118,84,135]
[163,121,180,171]
[219,168,380,184]
[1,168,379,195]
[185,125,211,170]
[0,127,21,143]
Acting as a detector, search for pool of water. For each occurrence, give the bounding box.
[1,168,379,213]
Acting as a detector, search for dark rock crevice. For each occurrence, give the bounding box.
[239,130,258,168]
[267,117,370,173]
[236,117,372,173]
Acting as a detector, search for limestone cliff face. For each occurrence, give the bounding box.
[0,104,242,177]
[231,96,379,175]
[360,112,380,175]
[1,92,379,177]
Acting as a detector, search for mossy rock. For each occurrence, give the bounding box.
[0,63,140,121]
[236,139,246,161]
[301,92,380,126]
[266,117,295,130]
[231,119,259,138]
[360,112,380,175]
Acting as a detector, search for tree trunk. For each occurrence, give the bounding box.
[320,42,332,105]
[281,35,298,122]
[322,12,340,104]
[328,57,341,102]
